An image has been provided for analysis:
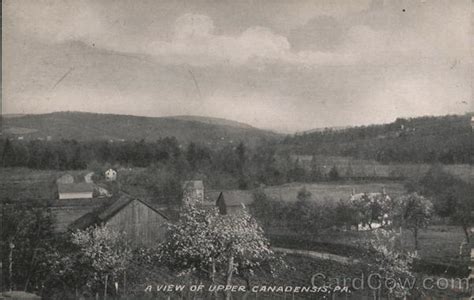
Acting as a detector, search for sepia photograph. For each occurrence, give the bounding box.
[1,0,473,299]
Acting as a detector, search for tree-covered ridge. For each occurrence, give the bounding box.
[281,114,473,164]
[1,111,279,147]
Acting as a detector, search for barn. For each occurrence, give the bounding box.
[70,194,169,246]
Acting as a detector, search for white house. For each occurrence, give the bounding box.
[105,169,117,181]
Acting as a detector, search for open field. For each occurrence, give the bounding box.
[0,168,60,202]
[293,155,473,183]
[0,168,95,202]
[263,181,406,204]
[266,225,469,276]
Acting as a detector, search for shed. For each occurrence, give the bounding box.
[57,182,94,199]
[70,194,169,246]
[207,190,254,215]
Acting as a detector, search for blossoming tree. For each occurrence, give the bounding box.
[159,202,275,299]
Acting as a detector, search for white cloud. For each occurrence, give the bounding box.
[145,14,293,66]
[6,0,470,69]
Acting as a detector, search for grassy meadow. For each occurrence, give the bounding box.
[263,181,406,204]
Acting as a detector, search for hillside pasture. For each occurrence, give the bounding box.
[263,181,406,204]
[293,155,473,183]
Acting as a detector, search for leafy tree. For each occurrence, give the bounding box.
[235,142,247,173]
[333,200,358,230]
[450,183,474,243]
[365,229,417,299]
[159,202,275,300]
[393,193,433,250]
[214,209,274,300]
[1,139,16,167]
[288,158,306,182]
[71,225,132,299]
[186,142,211,171]
[1,200,56,292]
[328,165,340,181]
[288,187,316,232]
[408,166,473,243]
[309,155,323,181]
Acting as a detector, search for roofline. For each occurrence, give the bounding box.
[102,191,169,221]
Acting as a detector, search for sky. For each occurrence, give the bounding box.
[2,0,473,133]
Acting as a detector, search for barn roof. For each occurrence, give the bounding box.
[69,193,168,230]
[207,190,254,207]
[57,182,94,194]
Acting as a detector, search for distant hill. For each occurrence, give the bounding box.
[280,114,473,165]
[167,115,254,129]
[0,111,280,146]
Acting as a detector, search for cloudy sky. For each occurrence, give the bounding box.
[2,0,472,132]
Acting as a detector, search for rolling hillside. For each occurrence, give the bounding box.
[280,114,473,165]
[1,111,280,146]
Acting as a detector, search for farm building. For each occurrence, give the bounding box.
[70,194,169,246]
[206,190,254,215]
[50,198,111,232]
[183,180,204,203]
[57,182,94,199]
[105,168,117,181]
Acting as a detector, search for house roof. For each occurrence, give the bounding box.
[208,190,254,207]
[203,190,221,205]
[57,182,94,194]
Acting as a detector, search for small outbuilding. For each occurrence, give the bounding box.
[58,182,94,200]
[207,190,254,215]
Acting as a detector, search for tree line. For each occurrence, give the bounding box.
[0,138,341,192]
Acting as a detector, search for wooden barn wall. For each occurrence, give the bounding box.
[106,200,167,246]
[51,205,101,232]
[50,198,110,232]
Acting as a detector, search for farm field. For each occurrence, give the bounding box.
[0,168,61,202]
[293,155,473,183]
[266,225,469,277]
[0,168,98,202]
[263,181,406,204]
